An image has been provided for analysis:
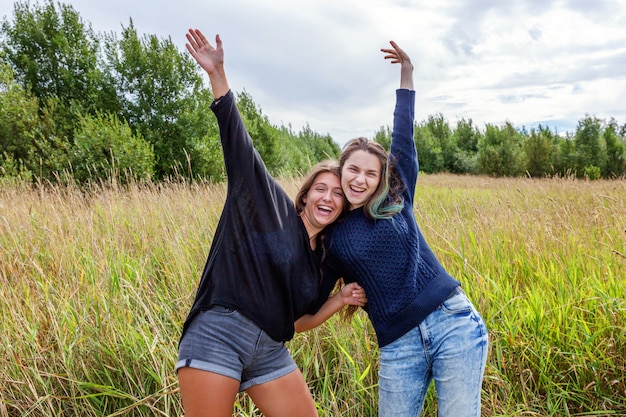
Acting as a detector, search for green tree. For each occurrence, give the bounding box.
[373,125,392,151]
[451,118,480,174]
[603,119,626,178]
[1,1,113,128]
[102,21,210,179]
[414,123,443,173]
[477,122,525,176]
[0,62,39,171]
[524,125,557,177]
[425,113,455,172]
[236,90,282,175]
[0,61,70,179]
[298,124,340,163]
[554,134,577,177]
[174,87,224,181]
[72,111,155,183]
[574,116,606,178]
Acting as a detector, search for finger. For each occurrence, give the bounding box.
[190,28,213,51]
[195,28,209,44]
[186,30,201,52]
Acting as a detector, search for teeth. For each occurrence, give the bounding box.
[350,185,365,193]
[318,205,332,213]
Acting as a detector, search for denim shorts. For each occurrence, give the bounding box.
[175,306,297,392]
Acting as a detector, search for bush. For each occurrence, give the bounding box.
[72,112,155,183]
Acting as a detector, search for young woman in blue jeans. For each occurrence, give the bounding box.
[299,41,489,417]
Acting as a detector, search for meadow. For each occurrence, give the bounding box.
[0,173,624,416]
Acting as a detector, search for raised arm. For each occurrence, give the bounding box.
[185,29,229,99]
[381,40,414,90]
[295,282,367,332]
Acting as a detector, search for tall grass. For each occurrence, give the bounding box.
[1,174,624,416]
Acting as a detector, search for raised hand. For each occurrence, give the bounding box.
[381,40,414,90]
[186,29,223,73]
[185,28,229,98]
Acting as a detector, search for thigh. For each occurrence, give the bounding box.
[378,326,431,417]
[178,367,240,417]
[430,289,489,417]
[246,368,318,417]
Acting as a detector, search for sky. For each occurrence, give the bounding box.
[2,0,626,145]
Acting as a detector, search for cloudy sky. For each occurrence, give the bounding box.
[2,0,625,144]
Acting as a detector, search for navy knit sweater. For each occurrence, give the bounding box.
[320,89,460,347]
[179,91,321,343]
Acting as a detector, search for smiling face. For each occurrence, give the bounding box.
[341,150,382,209]
[300,171,345,234]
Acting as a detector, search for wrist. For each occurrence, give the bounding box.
[334,291,347,307]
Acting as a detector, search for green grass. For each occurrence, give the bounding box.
[1,174,624,416]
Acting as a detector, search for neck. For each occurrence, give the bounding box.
[301,216,321,249]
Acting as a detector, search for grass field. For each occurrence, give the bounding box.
[1,173,624,416]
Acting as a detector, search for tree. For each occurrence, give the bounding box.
[0,61,70,179]
[0,62,39,169]
[72,111,155,183]
[1,1,113,124]
[574,116,606,178]
[554,134,577,177]
[174,87,224,181]
[477,122,525,176]
[414,123,443,173]
[373,125,392,151]
[603,119,625,178]
[299,125,340,163]
[102,21,211,179]
[425,113,455,172]
[451,118,480,174]
[236,90,282,175]
[524,125,557,177]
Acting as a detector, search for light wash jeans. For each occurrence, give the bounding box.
[378,288,488,417]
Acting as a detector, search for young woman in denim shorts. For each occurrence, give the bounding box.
[176,29,367,417]
[300,41,489,417]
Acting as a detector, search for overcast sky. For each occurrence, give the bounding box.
[2,0,626,144]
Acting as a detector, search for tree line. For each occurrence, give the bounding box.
[0,0,339,184]
[374,114,626,179]
[1,1,625,185]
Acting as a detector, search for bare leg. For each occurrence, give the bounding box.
[178,368,240,417]
[246,368,318,417]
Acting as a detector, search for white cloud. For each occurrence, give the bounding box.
[1,0,625,143]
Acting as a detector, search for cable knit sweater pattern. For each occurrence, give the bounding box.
[323,89,460,347]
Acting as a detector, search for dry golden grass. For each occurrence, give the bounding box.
[1,174,624,416]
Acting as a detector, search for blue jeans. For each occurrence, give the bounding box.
[378,288,488,417]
